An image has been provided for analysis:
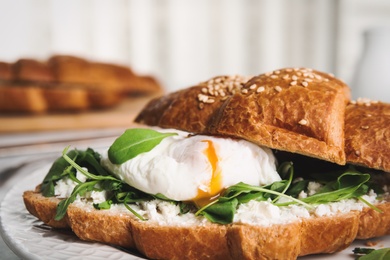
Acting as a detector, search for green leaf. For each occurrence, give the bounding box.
[357,248,390,260]
[300,171,370,205]
[41,148,111,197]
[108,128,177,164]
[94,200,113,210]
[41,150,78,196]
[55,181,99,220]
[199,199,238,224]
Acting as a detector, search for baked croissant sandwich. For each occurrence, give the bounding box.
[23,68,390,260]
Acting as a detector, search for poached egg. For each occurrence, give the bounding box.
[101,129,280,206]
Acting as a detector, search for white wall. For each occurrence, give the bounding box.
[0,0,390,97]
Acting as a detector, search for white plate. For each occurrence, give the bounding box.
[0,160,389,259]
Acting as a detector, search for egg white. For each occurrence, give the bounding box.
[101,129,280,202]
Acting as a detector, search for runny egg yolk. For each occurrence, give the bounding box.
[193,140,223,207]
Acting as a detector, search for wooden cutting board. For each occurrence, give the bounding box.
[0,96,155,133]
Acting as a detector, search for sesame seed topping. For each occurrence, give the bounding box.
[249,84,257,90]
[360,125,369,130]
[257,86,265,93]
[271,75,278,79]
[302,81,309,87]
[290,81,297,86]
[242,89,248,94]
[292,75,298,81]
[282,74,290,80]
[298,119,308,125]
[355,150,361,156]
[274,86,282,92]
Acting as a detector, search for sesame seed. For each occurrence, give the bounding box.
[360,125,369,130]
[249,84,257,90]
[206,99,215,103]
[315,75,322,80]
[282,74,290,80]
[274,86,282,92]
[355,150,361,156]
[298,119,308,125]
[305,78,313,82]
[290,81,297,86]
[242,89,248,94]
[274,70,280,74]
[292,75,298,81]
[257,86,265,93]
[202,87,208,93]
[271,75,278,79]
[302,81,309,87]
[198,103,204,109]
[286,68,293,72]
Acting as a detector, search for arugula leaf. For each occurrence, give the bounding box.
[198,199,238,224]
[196,182,313,224]
[354,248,390,260]
[108,128,177,164]
[299,171,370,205]
[94,200,113,210]
[41,147,111,197]
[55,181,99,220]
[41,150,78,197]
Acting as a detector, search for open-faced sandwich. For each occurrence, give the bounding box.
[23,68,390,259]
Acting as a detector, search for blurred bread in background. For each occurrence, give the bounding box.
[0,55,163,113]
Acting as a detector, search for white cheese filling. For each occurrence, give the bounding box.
[54,174,387,227]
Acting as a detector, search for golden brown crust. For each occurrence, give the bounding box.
[136,68,350,165]
[22,188,390,260]
[299,212,360,255]
[136,75,251,133]
[0,85,48,113]
[357,202,390,239]
[67,206,137,249]
[0,55,163,113]
[0,62,13,80]
[23,190,68,228]
[132,222,231,260]
[345,100,390,172]
[227,222,301,260]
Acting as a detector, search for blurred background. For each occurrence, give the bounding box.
[1,1,390,258]
[0,0,389,97]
